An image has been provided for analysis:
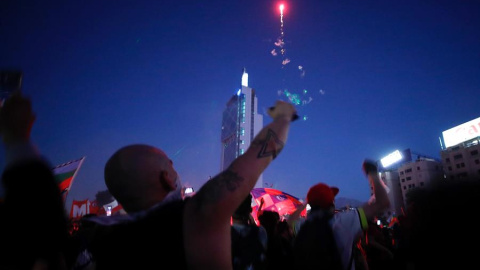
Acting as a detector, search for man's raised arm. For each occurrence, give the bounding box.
[184,100,296,269]
[361,160,391,221]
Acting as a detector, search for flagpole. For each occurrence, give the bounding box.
[64,156,86,202]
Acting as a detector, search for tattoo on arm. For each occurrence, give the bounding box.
[256,129,285,159]
[194,169,243,209]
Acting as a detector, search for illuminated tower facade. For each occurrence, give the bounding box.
[221,68,264,188]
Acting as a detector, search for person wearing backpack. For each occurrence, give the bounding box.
[293,160,390,270]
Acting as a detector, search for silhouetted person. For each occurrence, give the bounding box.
[231,193,268,270]
[0,92,69,269]
[258,210,295,270]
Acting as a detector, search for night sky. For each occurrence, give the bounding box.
[1,0,479,212]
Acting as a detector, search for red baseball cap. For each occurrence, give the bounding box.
[306,183,340,209]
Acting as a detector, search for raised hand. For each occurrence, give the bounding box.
[268,100,298,122]
[0,92,36,143]
[362,159,378,176]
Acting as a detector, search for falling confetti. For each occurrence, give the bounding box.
[277,89,314,106]
[299,66,306,78]
[274,39,284,47]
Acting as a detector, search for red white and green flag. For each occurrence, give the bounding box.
[52,157,86,202]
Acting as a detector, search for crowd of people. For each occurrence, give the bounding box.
[1,91,479,270]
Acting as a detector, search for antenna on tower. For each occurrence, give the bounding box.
[241,67,248,87]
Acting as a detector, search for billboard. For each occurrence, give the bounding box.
[379,149,412,169]
[442,117,480,148]
[380,150,403,168]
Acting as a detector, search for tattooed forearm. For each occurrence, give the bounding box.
[255,129,285,159]
[194,169,244,208]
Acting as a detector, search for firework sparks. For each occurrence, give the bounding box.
[279,4,286,66]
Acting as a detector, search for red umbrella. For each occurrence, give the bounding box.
[250,188,306,224]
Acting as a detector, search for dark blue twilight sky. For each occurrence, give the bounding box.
[1,0,479,211]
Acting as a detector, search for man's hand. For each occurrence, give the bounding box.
[268,100,298,121]
[362,159,378,176]
[0,92,36,143]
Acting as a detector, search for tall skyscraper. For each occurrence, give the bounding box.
[221,68,264,188]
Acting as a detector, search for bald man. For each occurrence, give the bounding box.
[104,145,183,213]
[85,100,297,270]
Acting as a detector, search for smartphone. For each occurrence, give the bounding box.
[0,70,23,104]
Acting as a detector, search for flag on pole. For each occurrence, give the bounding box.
[52,157,86,202]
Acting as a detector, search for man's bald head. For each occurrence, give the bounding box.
[104,144,180,213]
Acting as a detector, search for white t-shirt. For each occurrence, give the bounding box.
[332,208,367,270]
